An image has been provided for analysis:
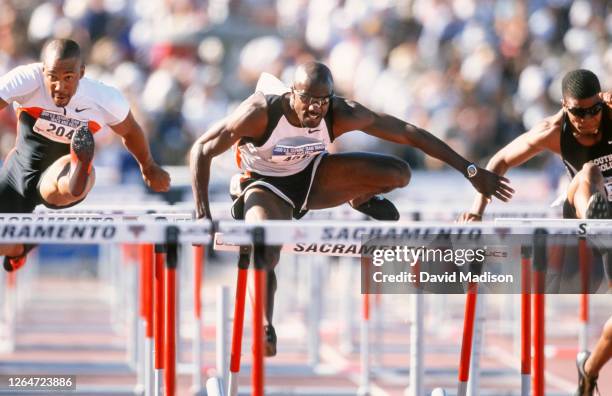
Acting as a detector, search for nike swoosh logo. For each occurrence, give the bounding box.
[308,129,320,134]
[75,107,90,113]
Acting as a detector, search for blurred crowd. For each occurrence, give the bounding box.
[1,0,611,185]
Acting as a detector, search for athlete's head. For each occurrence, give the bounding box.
[290,62,334,128]
[561,69,603,136]
[41,39,85,107]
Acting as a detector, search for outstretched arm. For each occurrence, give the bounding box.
[332,99,514,200]
[110,111,170,192]
[190,93,268,219]
[461,111,563,221]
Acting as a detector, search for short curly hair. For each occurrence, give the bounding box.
[561,69,600,100]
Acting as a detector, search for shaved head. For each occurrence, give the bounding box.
[289,62,334,128]
[42,39,82,64]
[293,62,334,92]
[41,39,85,107]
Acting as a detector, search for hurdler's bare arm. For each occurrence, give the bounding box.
[190,93,268,219]
[461,110,564,221]
[331,98,514,200]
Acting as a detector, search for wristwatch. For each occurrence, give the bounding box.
[466,164,478,178]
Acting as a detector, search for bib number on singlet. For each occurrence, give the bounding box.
[32,110,86,144]
[604,177,612,201]
[271,142,325,163]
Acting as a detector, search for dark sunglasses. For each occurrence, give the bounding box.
[567,101,603,118]
[292,88,334,106]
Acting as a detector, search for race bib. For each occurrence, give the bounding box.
[604,177,612,201]
[271,142,326,163]
[33,110,86,144]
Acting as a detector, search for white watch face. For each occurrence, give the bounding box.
[467,164,478,178]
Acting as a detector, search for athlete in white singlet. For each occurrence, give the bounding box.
[0,39,170,271]
[191,62,513,356]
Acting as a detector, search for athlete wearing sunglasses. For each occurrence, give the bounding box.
[461,69,612,396]
[192,61,512,357]
[462,68,612,222]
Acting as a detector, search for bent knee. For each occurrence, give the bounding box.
[579,162,603,182]
[41,168,96,206]
[389,159,411,188]
[603,316,612,339]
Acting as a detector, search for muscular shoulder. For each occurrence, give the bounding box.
[524,109,563,152]
[77,77,130,125]
[331,96,375,134]
[226,91,269,138]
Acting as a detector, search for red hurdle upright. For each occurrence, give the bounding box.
[520,246,532,396]
[192,244,204,393]
[457,282,478,396]
[153,244,166,394]
[228,248,250,396]
[578,238,590,352]
[531,229,548,396]
[163,228,180,396]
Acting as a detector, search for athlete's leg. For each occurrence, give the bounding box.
[243,187,293,356]
[306,152,411,209]
[38,126,95,206]
[0,244,24,257]
[37,155,95,207]
[567,163,608,219]
[586,316,612,377]
[0,167,34,258]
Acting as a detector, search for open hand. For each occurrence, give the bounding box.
[468,167,514,202]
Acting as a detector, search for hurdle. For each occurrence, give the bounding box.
[3,215,609,394]
[494,218,612,396]
[0,215,211,396]
[216,218,612,396]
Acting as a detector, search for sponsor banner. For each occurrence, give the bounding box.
[0,214,192,222]
[217,220,612,245]
[0,221,211,244]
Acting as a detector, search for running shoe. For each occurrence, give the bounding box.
[585,191,610,219]
[264,324,277,357]
[3,255,26,272]
[353,196,400,221]
[576,351,599,396]
[69,125,95,196]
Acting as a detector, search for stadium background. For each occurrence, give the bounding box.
[1,0,611,204]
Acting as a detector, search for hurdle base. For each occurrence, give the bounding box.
[430,388,448,396]
[132,384,145,396]
[228,371,239,396]
[206,377,225,396]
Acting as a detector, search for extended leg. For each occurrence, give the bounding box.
[243,187,292,356]
[567,163,609,219]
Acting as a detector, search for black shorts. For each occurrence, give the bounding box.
[0,155,84,213]
[562,199,576,219]
[230,153,325,220]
